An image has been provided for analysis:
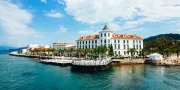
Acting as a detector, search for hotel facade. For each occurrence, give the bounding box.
[76,25,143,57]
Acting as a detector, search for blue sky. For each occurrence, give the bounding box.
[0,0,180,47]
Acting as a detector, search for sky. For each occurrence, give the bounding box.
[0,0,180,47]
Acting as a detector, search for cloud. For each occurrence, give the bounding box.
[65,0,180,25]
[41,0,47,3]
[177,29,180,32]
[57,25,67,33]
[107,22,122,31]
[78,30,98,36]
[57,0,65,5]
[45,10,63,18]
[0,1,43,46]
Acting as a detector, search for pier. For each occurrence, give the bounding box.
[71,59,112,72]
[40,59,73,66]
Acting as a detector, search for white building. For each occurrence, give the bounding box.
[27,44,50,50]
[53,42,76,50]
[76,25,143,57]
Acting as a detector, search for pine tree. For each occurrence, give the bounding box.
[109,44,114,56]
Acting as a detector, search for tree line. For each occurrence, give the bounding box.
[143,37,180,58]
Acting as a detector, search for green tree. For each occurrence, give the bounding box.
[77,48,83,59]
[58,49,63,57]
[127,48,137,59]
[82,48,90,60]
[109,44,114,57]
[69,48,75,58]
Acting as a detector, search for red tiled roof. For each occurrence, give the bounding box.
[77,34,99,41]
[112,34,143,40]
[77,34,143,40]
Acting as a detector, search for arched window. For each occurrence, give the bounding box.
[104,33,106,37]
[104,39,106,43]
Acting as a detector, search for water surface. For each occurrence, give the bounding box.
[0,54,180,90]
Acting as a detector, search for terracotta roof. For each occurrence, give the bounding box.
[112,34,143,39]
[53,43,73,46]
[77,34,99,41]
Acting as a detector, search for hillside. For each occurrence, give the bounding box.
[144,33,180,42]
[0,46,15,50]
[0,46,26,54]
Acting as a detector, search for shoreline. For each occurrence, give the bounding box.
[9,53,180,66]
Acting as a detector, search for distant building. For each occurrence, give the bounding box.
[76,25,143,57]
[27,44,50,50]
[27,44,39,50]
[53,42,76,50]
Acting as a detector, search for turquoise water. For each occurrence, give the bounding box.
[0,54,180,90]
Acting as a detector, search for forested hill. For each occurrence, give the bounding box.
[144,33,180,42]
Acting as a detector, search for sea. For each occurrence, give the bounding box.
[0,54,180,90]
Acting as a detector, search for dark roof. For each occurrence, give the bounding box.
[102,25,109,31]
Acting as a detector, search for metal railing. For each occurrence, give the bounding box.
[72,59,112,66]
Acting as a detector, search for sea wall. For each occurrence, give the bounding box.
[145,59,180,66]
[112,59,145,65]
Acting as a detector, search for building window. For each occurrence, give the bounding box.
[133,45,135,48]
[118,40,120,43]
[124,51,126,55]
[89,41,90,44]
[85,45,87,48]
[114,39,116,43]
[123,40,125,43]
[124,45,126,49]
[108,33,110,37]
[136,45,138,49]
[101,33,102,37]
[92,40,94,43]
[127,40,129,43]
[119,51,120,55]
[127,45,129,49]
[133,40,135,43]
[115,44,116,49]
[101,40,103,43]
[140,45,141,49]
[115,51,117,55]
[104,39,106,43]
[92,45,94,49]
[83,41,84,44]
[95,40,97,43]
[118,44,120,49]
[108,39,110,43]
[89,45,90,48]
[139,40,141,44]
[104,33,106,37]
[86,41,87,44]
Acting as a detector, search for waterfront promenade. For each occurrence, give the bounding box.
[40,59,73,66]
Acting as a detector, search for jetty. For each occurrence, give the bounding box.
[71,59,112,72]
[40,59,73,66]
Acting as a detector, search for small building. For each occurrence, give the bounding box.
[22,49,27,54]
[27,44,50,50]
[53,42,76,50]
[27,44,39,50]
[148,53,163,60]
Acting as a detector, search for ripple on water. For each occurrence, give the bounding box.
[164,74,180,81]
[163,80,180,89]
[21,72,37,77]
